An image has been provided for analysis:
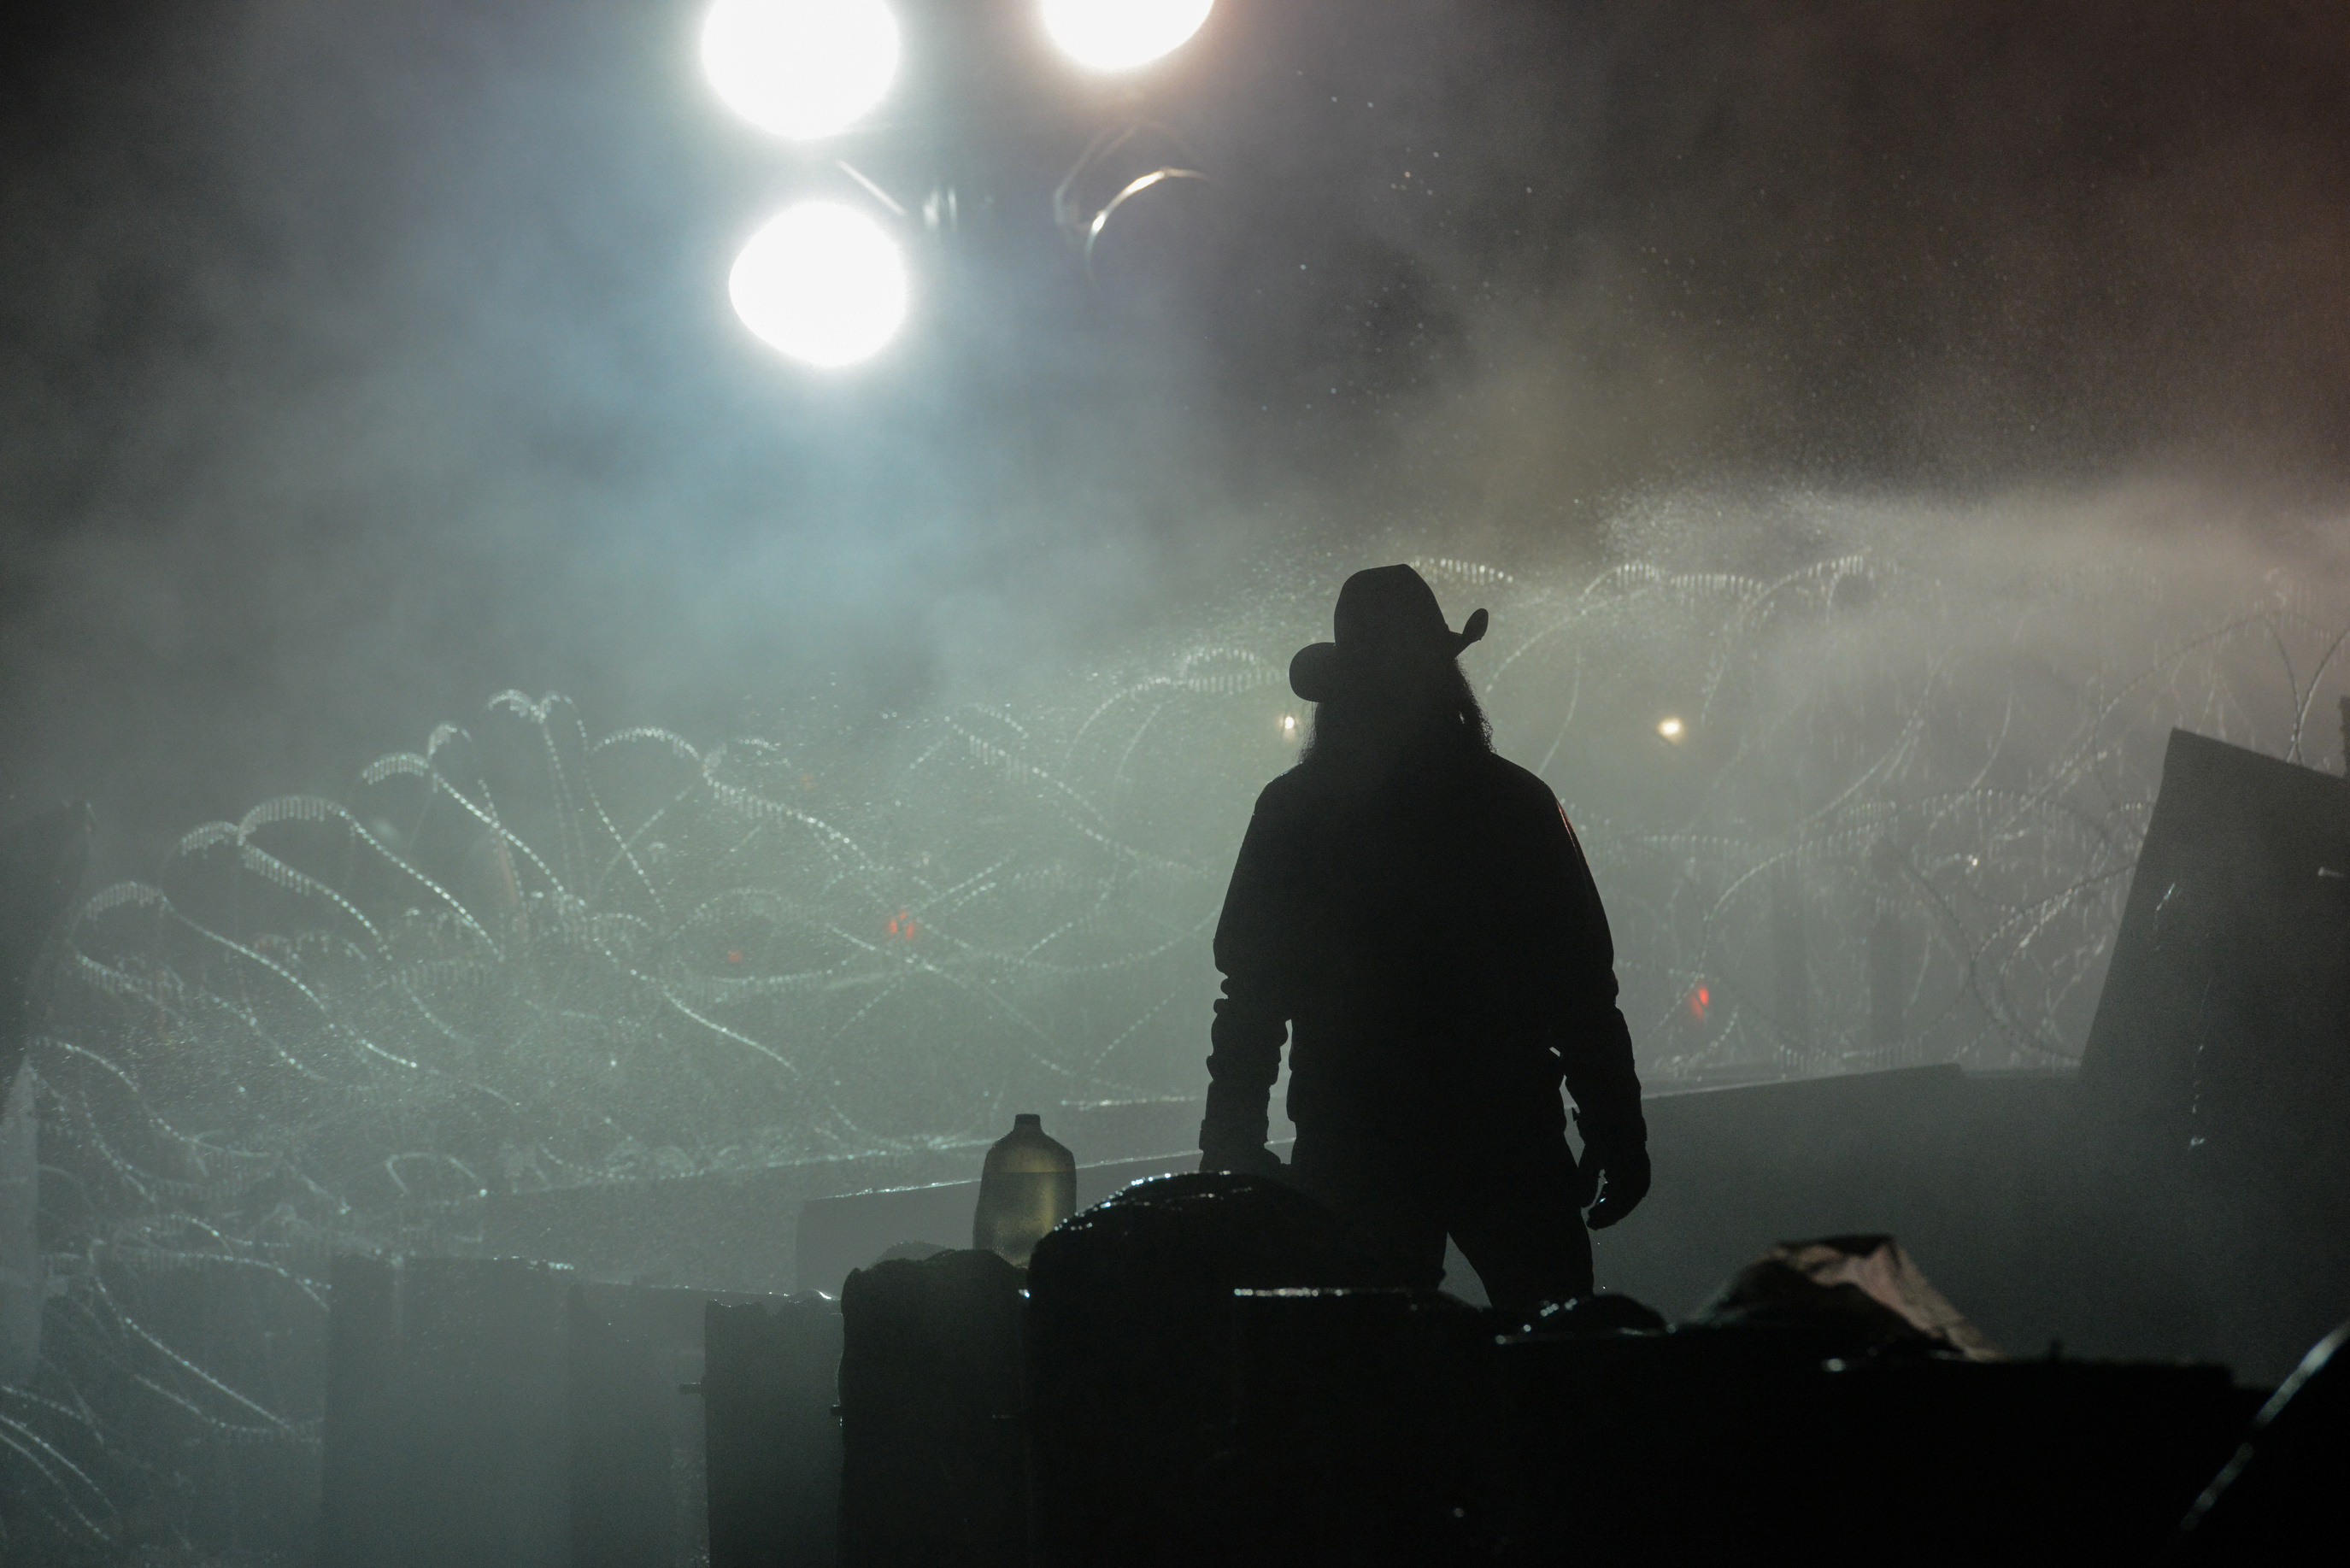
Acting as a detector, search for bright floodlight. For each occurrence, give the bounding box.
[1657,717,1685,741]
[702,0,900,140]
[1042,0,1213,72]
[729,203,908,367]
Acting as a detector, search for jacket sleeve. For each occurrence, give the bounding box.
[1201,790,1294,1154]
[1542,801,1647,1153]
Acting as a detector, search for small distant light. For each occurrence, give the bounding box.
[1280,714,1298,736]
[1042,0,1214,72]
[702,0,901,141]
[1657,717,1685,741]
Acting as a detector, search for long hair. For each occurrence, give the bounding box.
[1301,658,1493,770]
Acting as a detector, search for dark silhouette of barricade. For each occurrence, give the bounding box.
[833,1249,1026,1568]
[2083,727,2350,1189]
[702,1295,843,1568]
[321,1257,734,1568]
[1495,1326,2257,1565]
[1022,1173,1431,1567]
[2080,727,2350,1373]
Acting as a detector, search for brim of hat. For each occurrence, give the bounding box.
[1290,643,1341,703]
[1290,611,1488,704]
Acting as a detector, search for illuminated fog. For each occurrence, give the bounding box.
[4,0,2349,1553]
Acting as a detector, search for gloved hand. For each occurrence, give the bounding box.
[1574,1137,1650,1230]
[1199,1140,1284,1177]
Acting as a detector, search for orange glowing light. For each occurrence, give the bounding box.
[1687,983,1711,1022]
[887,909,919,940]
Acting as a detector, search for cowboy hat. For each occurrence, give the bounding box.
[1289,564,1489,703]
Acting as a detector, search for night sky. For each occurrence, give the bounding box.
[4,0,2348,874]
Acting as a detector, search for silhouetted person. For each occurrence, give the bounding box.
[1198,566,1648,1314]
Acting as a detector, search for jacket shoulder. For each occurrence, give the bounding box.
[1481,754,1563,813]
[1254,765,1320,813]
[1480,755,1591,851]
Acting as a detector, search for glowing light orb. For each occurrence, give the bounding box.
[728,203,909,367]
[1041,0,1214,71]
[702,0,901,141]
[1279,713,1300,743]
[1657,717,1685,741]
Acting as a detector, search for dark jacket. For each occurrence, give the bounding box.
[1202,747,1644,1155]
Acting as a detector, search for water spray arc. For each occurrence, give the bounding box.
[7,532,2347,1557]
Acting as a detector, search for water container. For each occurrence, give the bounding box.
[972,1113,1076,1266]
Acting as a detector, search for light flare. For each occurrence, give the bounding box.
[1042,0,1214,71]
[729,203,910,367]
[702,0,901,140]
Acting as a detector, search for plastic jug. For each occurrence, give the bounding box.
[972,1113,1076,1266]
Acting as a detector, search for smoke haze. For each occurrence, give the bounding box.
[14,9,2350,1553]
[4,0,2348,879]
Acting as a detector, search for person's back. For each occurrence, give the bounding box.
[1199,565,1648,1313]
